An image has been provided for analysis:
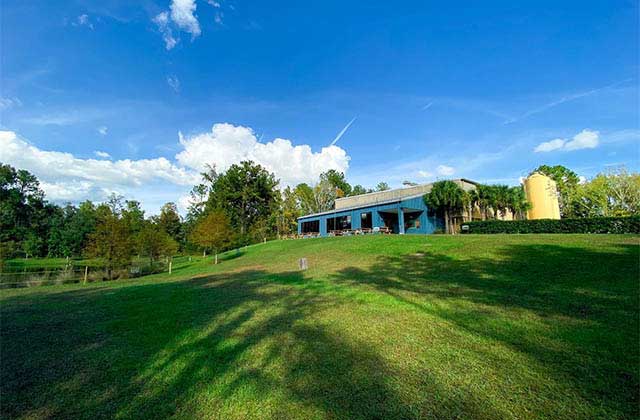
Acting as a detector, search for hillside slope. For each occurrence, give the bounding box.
[2,234,639,419]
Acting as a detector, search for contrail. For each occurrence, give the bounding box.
[504,78,632,124]
[421,101,433,111]
[330,117,357,146]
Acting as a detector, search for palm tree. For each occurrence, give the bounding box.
[423,181,466,234]
[507,186,530,220]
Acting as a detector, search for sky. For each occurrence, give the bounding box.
[1,0,638,215]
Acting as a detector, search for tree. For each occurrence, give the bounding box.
[278,187,301,236]
[84,204,133,280]
[423,181,466,234]
[0,164,47,251]
[158,202,183,243]
[350,185,370,196]
[533,165,580,217]
[136,223,178,264]
[376,182,390,191]
[121,200,145,236]
[190,210,233,262]
[322,169,352,197]
[206,161,279,244]
[507,186,530,220]
[570,168,640,217]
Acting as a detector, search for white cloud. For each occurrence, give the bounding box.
[176,123,350,186]
[564,129,599,151]
[98,126,108,136]
[167,75,180,92]
[153,11,178,50]
[71,14,94,30]
[170,0,201,37]
[0,131,197,189]
[418,170,433,178]
[534,138,565,152]
[436,165,455,176]
[0,124,351,213]
[534,129,600,153]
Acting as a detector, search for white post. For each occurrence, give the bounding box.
[169,261,172,274]
[83,266,88,284]
[215,254,218,265]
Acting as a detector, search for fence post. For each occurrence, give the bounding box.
[83,266,88,284]
[169,260,172,274]
[215,254,218,265]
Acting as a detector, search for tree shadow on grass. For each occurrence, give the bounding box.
[0,268,503,419]
[329,242,640,418]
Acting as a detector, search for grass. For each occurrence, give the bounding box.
[1,234,638,419]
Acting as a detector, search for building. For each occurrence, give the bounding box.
[523,172,561,220]
[297,179,478,236]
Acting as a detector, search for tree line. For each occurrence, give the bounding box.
[0,161,389,269]
[2,161,637,268]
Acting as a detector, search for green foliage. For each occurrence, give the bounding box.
[375,182,390,191]
[570,168,640,217]
[157,202,184,244]
[136,223,178,262]
[461,216,640,234]
[190,210,233,255]
[84,205,134,279]
[424,180,466,234]
[205,161,279,243]
[322,169,352,197]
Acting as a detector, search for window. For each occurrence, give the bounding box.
[360,212,372,229]
[327,215,351,231]
[301,220,319,233]
[404,211,422,230]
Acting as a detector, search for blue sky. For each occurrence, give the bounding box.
[1,0,638,214]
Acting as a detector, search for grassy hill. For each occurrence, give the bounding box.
[1,234,638,419]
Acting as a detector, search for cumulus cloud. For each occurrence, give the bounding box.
[97,126,108,136]
[534,129,600,153]
[170,0,201,36]
[0,124,351,213]
[176,123,350,186]
[0,131,197,189]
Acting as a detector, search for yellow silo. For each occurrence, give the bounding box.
[523,172,561,219]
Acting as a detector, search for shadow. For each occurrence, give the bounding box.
[0,267,499,419]
[2,241,637,419]
[329,242,640,418]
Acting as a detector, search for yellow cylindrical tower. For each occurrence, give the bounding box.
[524,173,561,219]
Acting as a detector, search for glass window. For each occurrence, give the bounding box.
[327,215,351,231]
[360,212,372,229]
[301,220,319,233]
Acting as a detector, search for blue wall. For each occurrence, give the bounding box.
[297,196,443,236]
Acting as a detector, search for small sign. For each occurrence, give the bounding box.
[461,225,470,231]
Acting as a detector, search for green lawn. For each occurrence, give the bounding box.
[1,234,638,419]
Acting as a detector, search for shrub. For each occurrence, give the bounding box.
[461,217,640,234]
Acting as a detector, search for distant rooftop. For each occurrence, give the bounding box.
[334,179,478,211]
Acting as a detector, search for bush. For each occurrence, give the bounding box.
[461,217,640,234]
